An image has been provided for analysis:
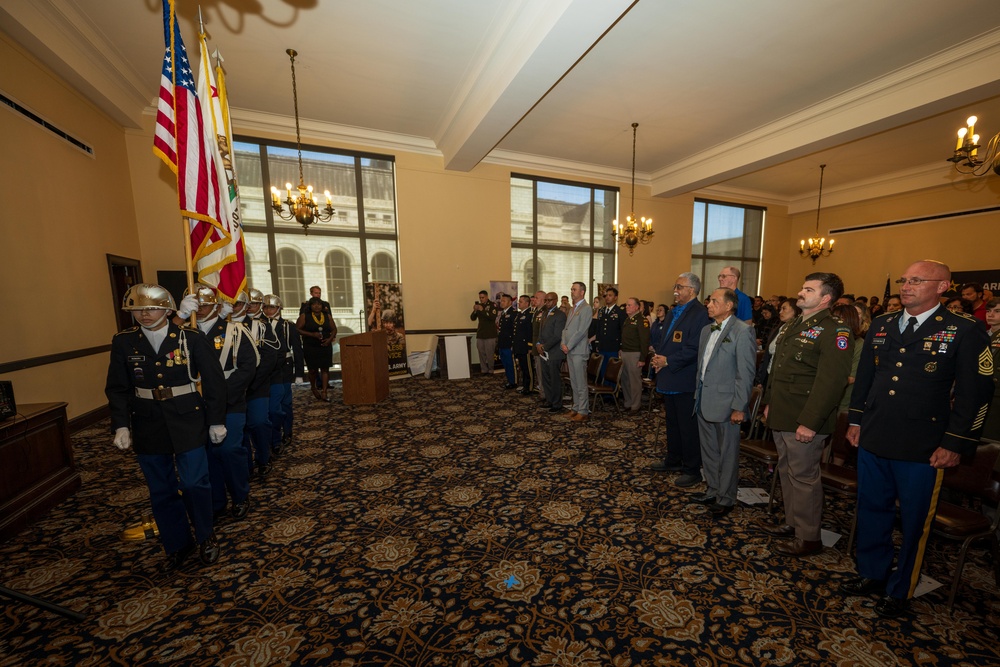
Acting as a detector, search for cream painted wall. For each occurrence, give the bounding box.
[784,182,1000,298]
[0,35,141,418]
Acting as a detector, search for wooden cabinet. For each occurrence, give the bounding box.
[0,403,81,542]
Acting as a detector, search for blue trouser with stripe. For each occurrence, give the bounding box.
[244,396,270,471]
[137,447,212,554]
[269,382,293,447]
[499,348,515,385]
[856,446,943,600]
[208,411,249,513]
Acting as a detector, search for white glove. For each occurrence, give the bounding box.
[218,302,233,319]
[177,295,200,319]
[113,427,131,451]
[209,424,227,445]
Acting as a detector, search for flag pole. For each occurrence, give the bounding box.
[184,215,197,328]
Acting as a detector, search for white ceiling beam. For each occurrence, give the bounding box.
[651,29,1000,198]
[436,0,634,172]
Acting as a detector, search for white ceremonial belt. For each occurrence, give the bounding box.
[135,383,197,401]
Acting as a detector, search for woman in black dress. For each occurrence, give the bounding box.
[296,297,337,401]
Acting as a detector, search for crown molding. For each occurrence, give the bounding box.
[482,148,639,186]
[785,162,960,214]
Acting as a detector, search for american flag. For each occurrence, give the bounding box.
[152,0,230,276]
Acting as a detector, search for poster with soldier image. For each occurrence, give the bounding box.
[364,282,409,376]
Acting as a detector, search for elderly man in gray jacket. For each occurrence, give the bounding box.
[691,288,757,517]
[560,281,592,422]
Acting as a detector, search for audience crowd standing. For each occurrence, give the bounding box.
[467,260,994,619]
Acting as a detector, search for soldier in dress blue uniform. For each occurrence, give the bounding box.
[178,285,257,522]
[240,288,278,476]
[497,294,517,389]
[592,287,626,382]
[513,295,536,394]
[105,284,227,571]
[263,295,304,459]
[844,261,993,618]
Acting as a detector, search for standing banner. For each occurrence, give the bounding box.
[490,281,518,311]
[365,282,409,376]
[947,270,1000,299]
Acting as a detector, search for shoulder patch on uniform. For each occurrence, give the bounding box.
[980,347,994,376]
[113,326,138,337]
[955,311,978,322]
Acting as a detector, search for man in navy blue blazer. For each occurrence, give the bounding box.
[650,272,712,487]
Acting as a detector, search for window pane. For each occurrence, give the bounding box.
[743,208,764,259]
[701,258,730,299]
[325,250,353,309]
[235,142,268,229]
[594,251,616,288]
[537,248,592,300]
[244,230,274,294]
[511,177,534,244]
[368,239,398,283]
[536,181,592,248]
[275,247,305,308]
[705,203,744,257]
[692,201,706,256]
[511,247,533,292]
[361,158,397,234]
[594,189,617,250]
[743,261,760,296]
[267,147,358,231]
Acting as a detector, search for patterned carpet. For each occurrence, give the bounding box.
[1,375,999,666]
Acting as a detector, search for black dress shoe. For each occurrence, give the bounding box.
[271,442,283,459]
[759,521,795,537]
[691,493,717,505]
[258,460,273,478]
[650,460,683,473]
[841,577,886,596]
[504,384,517,390]
[873,595,909,618]
[709,503,733,516]
[199,533,221,565]
[773,538,823,557]
[232,495,252,520]
[161,542,196,572]
[548,406,565,413]
[673,474,703,488]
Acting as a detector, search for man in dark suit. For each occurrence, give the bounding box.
[650,272,712,487]
[513,295,535,394]
[105,284,228,571]
[497,294,517,389]
[844,260,993,618]
[693,288,757,516]
[537,292,567,412]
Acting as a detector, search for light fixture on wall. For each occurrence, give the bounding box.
[612,122,653,256]
[270,49,335,233]
[800,164,833,263]
[947,115,1000,176]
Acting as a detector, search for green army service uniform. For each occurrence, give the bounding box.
[763,308,853,542]
[620,312,651,410]
[531,306,547,393]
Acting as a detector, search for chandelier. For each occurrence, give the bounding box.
[800,164,833,263]
[269,49,335,233]
[947,115,1000,176]
[612,122,653,256]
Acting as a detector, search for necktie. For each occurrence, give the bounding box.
[903,316,918,338]
[711,323,722,332]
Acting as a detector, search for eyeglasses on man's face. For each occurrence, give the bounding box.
[673,283,693,291]
[894,277,939,287]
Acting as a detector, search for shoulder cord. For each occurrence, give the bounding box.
[255,318,281,350]
[179,330,199,384]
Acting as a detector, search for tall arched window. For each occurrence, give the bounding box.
[370,251,397,282]
[276,247,305,307]
[325,250,353,309]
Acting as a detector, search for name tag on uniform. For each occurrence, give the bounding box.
[127,355,146,362]
[872,333,887,346]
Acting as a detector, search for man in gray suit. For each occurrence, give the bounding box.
[536,292,568,413]
[560,281,591,422]
[692,288,757,516]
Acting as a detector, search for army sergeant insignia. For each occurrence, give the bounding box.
[980,348,994,376]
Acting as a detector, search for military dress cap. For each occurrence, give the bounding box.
[121,283,176,311]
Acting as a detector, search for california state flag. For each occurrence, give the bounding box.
[194,30,245,302]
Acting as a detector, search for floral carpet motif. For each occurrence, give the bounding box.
[1,376,999,666]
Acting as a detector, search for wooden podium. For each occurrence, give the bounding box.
[341,330,390,404]
[0,402,81,542]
